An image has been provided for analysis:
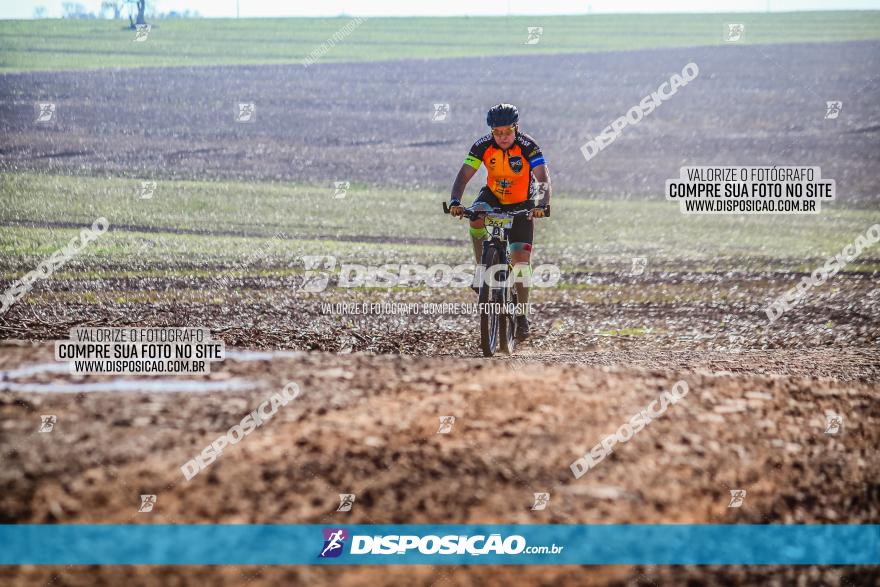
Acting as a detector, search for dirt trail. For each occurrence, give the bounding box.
[0,341,877,585]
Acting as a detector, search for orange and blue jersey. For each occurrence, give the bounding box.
[463,132,546,205]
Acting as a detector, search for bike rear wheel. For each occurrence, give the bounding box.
[478,244,501,357]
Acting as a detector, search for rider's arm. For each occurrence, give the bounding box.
[533,164,551,208]
[450,164,478,204]
[519,132,550,209]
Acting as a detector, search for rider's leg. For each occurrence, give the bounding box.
[509,243,532,314]
[469,186,499,265]
[469,218,488,265]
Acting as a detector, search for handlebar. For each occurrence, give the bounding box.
[442,202,550,218]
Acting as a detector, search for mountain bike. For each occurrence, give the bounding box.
[443,201,549,357]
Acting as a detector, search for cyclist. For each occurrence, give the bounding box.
[448,103,551,340]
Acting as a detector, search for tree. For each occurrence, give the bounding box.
[101,1,123,19]
[62,2,88,18]
[127,0,146,28]
[33,6,48,18]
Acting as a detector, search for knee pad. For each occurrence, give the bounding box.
[469,226,489,239]
[509,242,532,253]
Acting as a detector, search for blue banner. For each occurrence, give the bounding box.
[1,524,877,565]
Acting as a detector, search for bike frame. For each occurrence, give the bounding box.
[479,211,519,305]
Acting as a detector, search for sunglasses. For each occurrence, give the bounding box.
[491,126,515,137]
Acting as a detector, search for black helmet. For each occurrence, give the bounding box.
[486,103,519,127]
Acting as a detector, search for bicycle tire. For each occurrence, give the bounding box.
[499,279,517,355]
[478,243,501,357]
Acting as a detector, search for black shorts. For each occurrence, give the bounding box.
[474,186,534,246]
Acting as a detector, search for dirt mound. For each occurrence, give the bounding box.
[0,342,877,585]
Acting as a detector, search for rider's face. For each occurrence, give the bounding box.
[492,125,516,149]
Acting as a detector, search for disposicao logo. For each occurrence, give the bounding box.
[317,529,563,558]
[319,528,348,558]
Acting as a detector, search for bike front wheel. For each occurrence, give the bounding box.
[499,281,517,355]
[478,244,501,357]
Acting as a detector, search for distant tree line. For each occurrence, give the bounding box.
[34,2,200,20]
